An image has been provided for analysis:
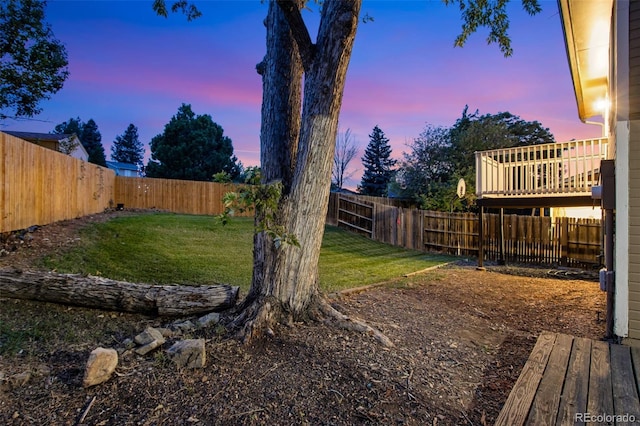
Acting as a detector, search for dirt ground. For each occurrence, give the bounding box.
[0,211,606,425]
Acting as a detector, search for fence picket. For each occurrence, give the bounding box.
[328,193,602,268]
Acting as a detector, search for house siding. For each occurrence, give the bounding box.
[627,119,640,339]
[630,1,640,120]
[626,2,640,339]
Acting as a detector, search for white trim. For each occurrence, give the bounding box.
[614,0,630,338]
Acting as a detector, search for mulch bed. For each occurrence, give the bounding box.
[0,211,606,425]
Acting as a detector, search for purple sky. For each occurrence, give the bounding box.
[2,0,602,189]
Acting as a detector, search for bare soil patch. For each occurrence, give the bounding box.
[0,211,606,425]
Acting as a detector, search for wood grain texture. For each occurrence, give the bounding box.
[0,268,238,316]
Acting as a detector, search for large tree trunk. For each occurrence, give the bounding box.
[0,269,238,316]
[236,0,363,340]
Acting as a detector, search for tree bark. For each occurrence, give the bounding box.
[237,0,362,341]
[0,269,238,316]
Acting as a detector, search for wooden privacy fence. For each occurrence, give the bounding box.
[114,177,251,217]
[329,193,603,267]
[0,132,115,233]
[482,214,601,267]
[0,131,251,234]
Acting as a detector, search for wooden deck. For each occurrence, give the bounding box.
[475,137,608,204]
[495,331,640,425]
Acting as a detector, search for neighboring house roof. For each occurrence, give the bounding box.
[106,161,139,172]
[559,0,613,121]
[4,130,89,160]
[4,130,70,143]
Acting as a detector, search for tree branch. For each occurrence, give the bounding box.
[276,0,315,70]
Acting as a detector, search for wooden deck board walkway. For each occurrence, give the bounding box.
[496,331,640,425]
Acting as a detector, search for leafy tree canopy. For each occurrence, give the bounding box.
[53,117,107,166]
[111,123,145,166]
[359,125,396,197]
[399,107,554,211]
[53,117,82,136]
[444,0,541,57]
[0,0,69,120]
[146,103,238,181]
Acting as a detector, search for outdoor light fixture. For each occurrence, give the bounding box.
[594,97,610,114]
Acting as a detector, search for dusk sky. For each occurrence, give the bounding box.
[3,0,603,188]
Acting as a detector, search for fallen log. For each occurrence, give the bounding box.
[0,268,239,316]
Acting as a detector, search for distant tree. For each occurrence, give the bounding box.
[54,117,106,166]
[111,124,144,165]
[398,125,452,205]
[53,117,83,136]
[80,119,106,167]
[226,154,242,181]
[399,107,555,212]
[332,128,358,190]
[359,125,396,196]
[146,104,237,181]
[0,0,69,120]
[53,117,84,155]
[448,106,555,180]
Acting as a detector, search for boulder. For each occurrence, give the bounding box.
[167,339,206,369]
[83,347,118,387]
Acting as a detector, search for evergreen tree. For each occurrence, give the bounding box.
[111,123,144,165]
[80,119,106,167]
[146,104,237,181]
[359,125,396,196]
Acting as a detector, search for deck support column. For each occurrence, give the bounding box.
[477,205,485,269]
[499,208,506,265]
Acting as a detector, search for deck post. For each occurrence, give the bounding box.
[499,208,506,265]
[477,205,485,269]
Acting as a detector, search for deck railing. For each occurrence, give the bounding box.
[475,137,609,198]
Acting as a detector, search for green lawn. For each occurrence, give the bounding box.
[42,213,452,293]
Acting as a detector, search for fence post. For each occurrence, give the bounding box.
[560,217,569,266]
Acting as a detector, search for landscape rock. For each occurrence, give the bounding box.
[134,327,165,346]
[156,327,174,338]
[197,312,220,328]
[83,347,118,387]
[171,320,196,333]
[167,339,206,369]
[135,339,164,356]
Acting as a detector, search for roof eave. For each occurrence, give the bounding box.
[558,0,612,122]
